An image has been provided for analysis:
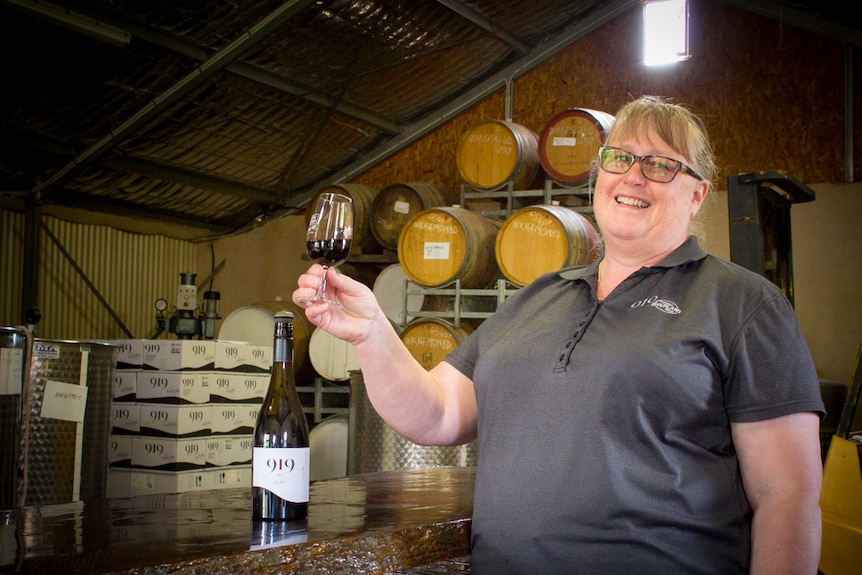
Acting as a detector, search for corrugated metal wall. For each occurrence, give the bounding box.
[1,208,196,340]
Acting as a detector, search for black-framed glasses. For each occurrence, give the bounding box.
[597,146,703,183]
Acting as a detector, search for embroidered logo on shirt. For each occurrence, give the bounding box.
[630,296,681,315]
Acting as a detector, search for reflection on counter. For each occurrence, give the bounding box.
[2,466,475,574]
[250,519,309,550]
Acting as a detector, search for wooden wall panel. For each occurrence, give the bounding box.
[352,0,854,191]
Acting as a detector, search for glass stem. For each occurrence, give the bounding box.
[318,266,329,298]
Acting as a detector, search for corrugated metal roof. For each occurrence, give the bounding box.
[1,0,859,240]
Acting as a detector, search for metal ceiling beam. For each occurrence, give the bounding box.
[49,190,236,235]
[719,0,862,49]
[433,0,530,54]
[99,157,283,204]
[287,0,641,211]
[0,135,286,205]
[38,0,316,197]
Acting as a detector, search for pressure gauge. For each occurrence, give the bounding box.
[154,298,169,312]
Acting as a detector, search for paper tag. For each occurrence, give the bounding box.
[0,348,24,395]
[552,136,577,147]
[32,342,60,359]
[394,200,411,215]
[41,380,88,423]
[424,242,450,260]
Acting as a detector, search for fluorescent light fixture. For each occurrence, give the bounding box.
[643,0,690,66]
[7,0,131,46]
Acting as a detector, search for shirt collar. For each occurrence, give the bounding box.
[558,236,708,280]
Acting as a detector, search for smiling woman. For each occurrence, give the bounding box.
[292,94,826,574]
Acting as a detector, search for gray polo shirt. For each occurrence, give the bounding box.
[444,236,824,575]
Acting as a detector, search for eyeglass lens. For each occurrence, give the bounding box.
[599,147,682,183]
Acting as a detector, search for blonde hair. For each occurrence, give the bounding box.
[604,95,718,190]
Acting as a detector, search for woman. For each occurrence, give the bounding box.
[294,96,824,574]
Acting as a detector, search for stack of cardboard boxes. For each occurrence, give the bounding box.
[108,339,270,497]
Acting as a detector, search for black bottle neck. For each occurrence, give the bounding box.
[273,320,294,365]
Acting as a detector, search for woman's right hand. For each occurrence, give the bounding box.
[293,264,387,346]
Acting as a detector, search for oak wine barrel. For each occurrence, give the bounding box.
[399,318,474,371]
[495,204,600,287]
[456,120,543,191]
[397,207,502,288]
[538,108,615,185]
[370,181,457,251]
[218,300,315,379]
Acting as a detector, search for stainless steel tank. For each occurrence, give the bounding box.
[1,327,29,509]
[19,339,117,506]
[347,370,477,474]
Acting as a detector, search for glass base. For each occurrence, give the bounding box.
[297,294,341,307]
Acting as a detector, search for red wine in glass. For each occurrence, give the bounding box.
[299,193,353,306]
[306,238,351,267]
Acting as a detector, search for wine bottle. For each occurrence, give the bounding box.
[252,311,310,520]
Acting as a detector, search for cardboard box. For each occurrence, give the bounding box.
[211,465,252,490]
[128,468,215,496]
[209,372,268,403]
[131,437,208,471]
[113,370,137,401]
[138,403,212,438]
[111,339,154,370]
[154,340,215,371]
[109,436,132,467]
[211,403,261,435]
[215,340,271,373]
[136,371,210,404]
[112,403,140,435]
[206,435,254,467]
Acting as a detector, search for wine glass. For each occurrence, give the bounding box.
[299,193,353,306]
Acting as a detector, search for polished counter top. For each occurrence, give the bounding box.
[2,466,475,574]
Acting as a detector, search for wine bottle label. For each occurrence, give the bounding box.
[252,447,310,503]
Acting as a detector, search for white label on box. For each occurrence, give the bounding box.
[41,380,88,423]
[423,242,450,260]
[0,347,23,395]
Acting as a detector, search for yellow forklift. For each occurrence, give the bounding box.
[819,344,862,574]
